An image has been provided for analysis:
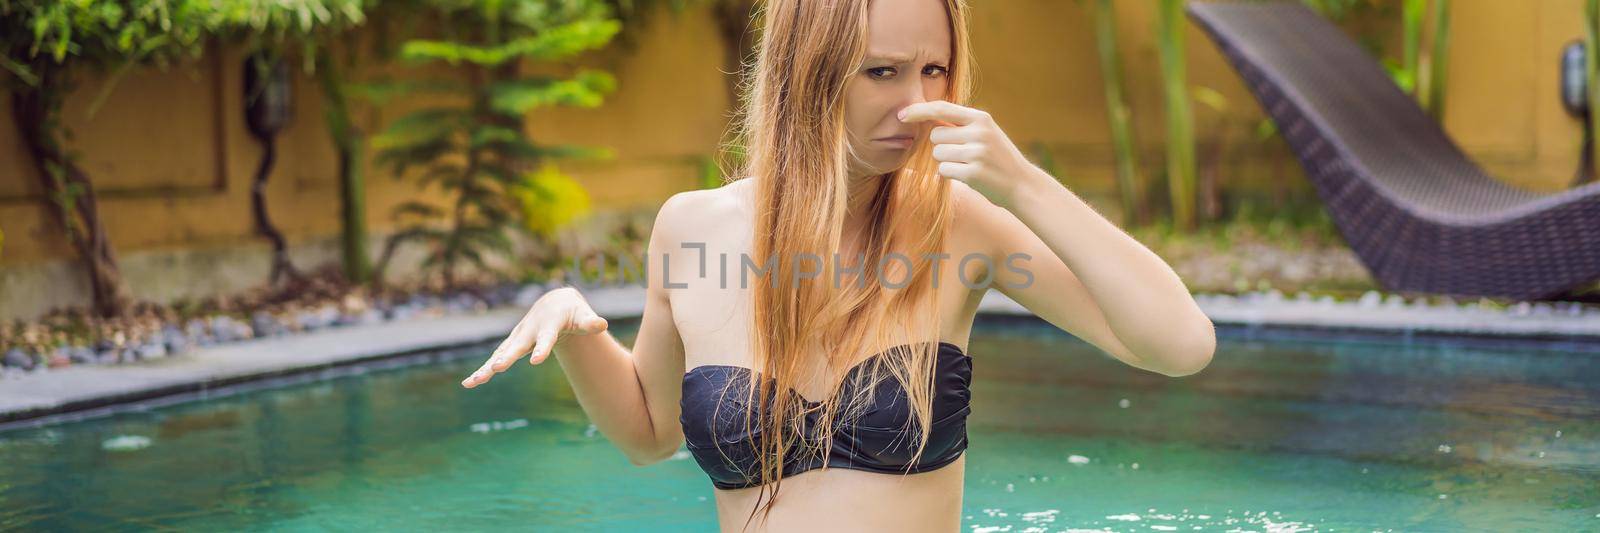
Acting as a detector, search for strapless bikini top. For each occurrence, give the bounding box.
[678,342,972,490]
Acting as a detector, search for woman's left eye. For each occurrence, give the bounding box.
[867,65,947,80]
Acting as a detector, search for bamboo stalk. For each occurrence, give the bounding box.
[1093,0,1146,226]
[1156,0,1196,230]
[1588,0,1600,182]
[1403,0,1424,94]
[317,47,372,284]
[1423,0,1451,120]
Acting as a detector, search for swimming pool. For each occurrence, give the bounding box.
[1,318,1595,531]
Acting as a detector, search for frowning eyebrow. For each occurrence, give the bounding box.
[865,52,948,64]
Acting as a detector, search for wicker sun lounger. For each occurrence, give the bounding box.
[1187,1,1600,301]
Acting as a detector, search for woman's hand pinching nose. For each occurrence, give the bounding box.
[898,100,1051,211]
[460,287,609,389]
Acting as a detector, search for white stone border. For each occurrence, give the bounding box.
[3,285,1597,429]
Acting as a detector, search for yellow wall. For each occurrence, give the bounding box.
[1,0,1589,270]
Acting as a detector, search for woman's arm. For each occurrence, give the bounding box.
[555,196,688,465]
[905,101,1215,377]
[462,195,689,466]
[975,176,1214,377]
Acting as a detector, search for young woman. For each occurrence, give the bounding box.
[461,0,1215,530]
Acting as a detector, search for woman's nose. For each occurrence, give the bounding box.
[898,84,930,117]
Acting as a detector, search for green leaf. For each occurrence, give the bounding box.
[392,200,444,220]
[372,107,468,150]
[417,163,466,188]
[468,125,523,149]
[374,138,455,177]
[399,18,620,66]
[475,162,520,185]
[346,78,466,105]
[459,246,490,272]
[1191,85,1227,113]
[489,70,617,114]
[531,144,616,161]
[461,225,513,253]
[387,226,447,246]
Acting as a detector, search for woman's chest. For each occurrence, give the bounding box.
[663,232,989,371]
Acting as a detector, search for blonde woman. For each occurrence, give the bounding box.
[461,0,1215,530]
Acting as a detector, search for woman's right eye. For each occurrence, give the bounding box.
[867,67,896,79]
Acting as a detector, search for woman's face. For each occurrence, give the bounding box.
[844,0,952,179]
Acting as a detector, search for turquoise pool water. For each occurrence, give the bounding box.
[1,320,1596,531]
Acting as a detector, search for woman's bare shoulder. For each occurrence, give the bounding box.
[946,179,997,230]
[943,178,1012,257]
[653,177,754,240]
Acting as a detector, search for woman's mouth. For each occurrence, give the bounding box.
[874,135,914,149]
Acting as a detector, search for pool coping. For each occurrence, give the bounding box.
[3,286,1598,430]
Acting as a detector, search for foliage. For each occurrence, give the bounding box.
[0,0,368,317]
[514,163,592,238]
[1156,0,1197,231]
[316,46,375,284]
[699,154,725,189]
[1088,0,1145,226]
[370,0,619,288]
[1587,0,1599,183]
[2,0,366,91]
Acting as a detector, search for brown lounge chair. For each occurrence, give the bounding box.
[1186,1,1600,301]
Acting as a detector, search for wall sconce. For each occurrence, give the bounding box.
[244,53,293,139]
[1561,40,1595,186]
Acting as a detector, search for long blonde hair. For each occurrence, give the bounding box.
[721,0,975,526]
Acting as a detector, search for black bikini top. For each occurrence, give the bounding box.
[679,342,972,490]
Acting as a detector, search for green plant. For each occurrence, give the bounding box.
[369,0,620,289]
[1156,0,1197,231]
[698,154,727,189]
[1587,0,1599,182]
[1422,0,1450,120]
[316,45,375,285]
[1306,0,1450,117]
[1089,0,1147,226]
[1,0,366,317]
[515,163,592,238]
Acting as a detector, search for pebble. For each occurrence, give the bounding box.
[3,348,35,370]
[67,346,96,364]
[4,281,560,375]
[136,342,167,360]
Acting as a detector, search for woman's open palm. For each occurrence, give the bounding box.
[460,287,609,388]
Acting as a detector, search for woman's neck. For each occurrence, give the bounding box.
[844,171,886,230]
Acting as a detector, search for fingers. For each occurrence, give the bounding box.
[898,100,987,126]
[929,125,979,145]
[526,328,559,365]
[938,161,979,180]
[462,357,498,389]
[932,142,983,163]
[462,323,534,388]
[572,307,609,335]
[460,292,610,389]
